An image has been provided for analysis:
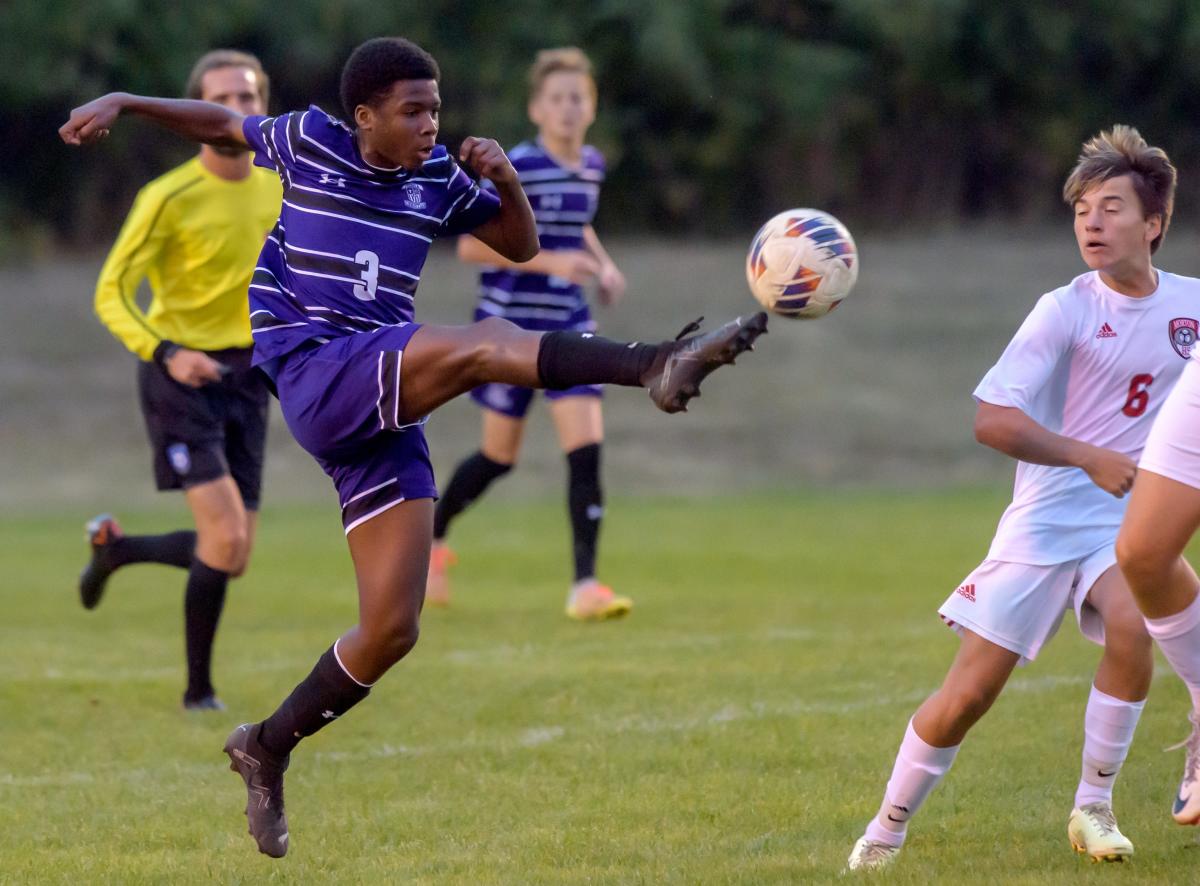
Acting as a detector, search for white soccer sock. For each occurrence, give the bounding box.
[863,718,960,848]
[1144,592,1200,712]
[1074,685,1145,808]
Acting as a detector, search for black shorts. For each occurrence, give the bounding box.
[137,347,270,510]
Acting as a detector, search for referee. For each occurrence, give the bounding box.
[79,50,281,710]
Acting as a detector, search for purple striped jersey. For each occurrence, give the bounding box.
[241,106,500,365]
[475,139,605,331]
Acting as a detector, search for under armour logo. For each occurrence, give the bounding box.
[319,173,346,188]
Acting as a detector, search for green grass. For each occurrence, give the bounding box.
[3,489,1199,884]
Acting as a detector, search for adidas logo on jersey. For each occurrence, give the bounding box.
[956,583,976,602]
[1096,323,1118,339]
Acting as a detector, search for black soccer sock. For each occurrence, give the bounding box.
[183,560,229,702]
[433,451,512,540]
[108,531,197,569]
[257,643,371,757]
[536,331,661,390]
[566,443,603,582]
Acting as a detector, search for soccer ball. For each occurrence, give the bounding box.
[745,209,858,319]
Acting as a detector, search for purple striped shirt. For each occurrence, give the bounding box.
[241,106,500,364]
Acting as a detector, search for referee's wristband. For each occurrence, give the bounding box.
[152,340,181,369]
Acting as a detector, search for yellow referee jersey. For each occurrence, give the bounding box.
[94,156,282,360]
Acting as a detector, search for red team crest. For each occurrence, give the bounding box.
[1170,317,1199,359]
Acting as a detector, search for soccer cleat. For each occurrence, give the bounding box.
[643,313,768,414]
[1068,802,1134,862]
[183,693,227,712]
[223,723,290,858]
[565,580,633,621]
[425,542,457,608]
[1168,711,1200,824]
[846,836,900,871]
[79,513,123,610]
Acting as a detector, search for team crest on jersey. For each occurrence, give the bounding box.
[1170,317,1199,359]
[166,443,191,476]
[403,184,426,210]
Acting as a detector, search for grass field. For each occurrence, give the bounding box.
[4,490,1200,884]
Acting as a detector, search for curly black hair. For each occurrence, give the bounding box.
[339,37,440,123]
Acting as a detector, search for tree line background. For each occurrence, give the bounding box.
[4,0,1200,255]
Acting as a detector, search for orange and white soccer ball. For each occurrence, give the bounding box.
[745,209,858,319]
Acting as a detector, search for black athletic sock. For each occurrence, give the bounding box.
[183,560,229,702]
[257,644,371,757]
[433,451,512,540]
[109,531,196,569]
[537,331,661,390]
[566,443,603,582]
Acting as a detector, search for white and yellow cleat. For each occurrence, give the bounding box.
[1068,802,1133,862]
[846,836,900,872]
[565,580,632,621]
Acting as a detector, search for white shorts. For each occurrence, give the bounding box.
[937,545,1117,664]
[1140,357,1200,490]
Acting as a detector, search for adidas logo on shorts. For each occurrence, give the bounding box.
[956,583,976,602]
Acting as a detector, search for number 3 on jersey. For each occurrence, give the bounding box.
[353,249,379,301]
[1122,373,1155,418]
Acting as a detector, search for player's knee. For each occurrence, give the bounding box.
[1115,531,1168,590]
[468,317,523,379]
[369,611,421,665]
[943,682,1000,726]
[1104,614,1153,661]
[199,521,250,574]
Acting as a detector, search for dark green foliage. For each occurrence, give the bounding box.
[4,0,1200,246]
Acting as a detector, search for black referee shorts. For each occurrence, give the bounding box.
[137,347,269,510]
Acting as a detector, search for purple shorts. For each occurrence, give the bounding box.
[470,381,602,419]
[274,324,437,533]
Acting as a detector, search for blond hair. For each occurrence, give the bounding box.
[528,47,596,101]
[1063,125,1176,253]
[185,49,270,106]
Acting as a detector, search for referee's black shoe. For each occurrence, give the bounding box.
[643,312,768,414]
[224,723,291,858]
[79,513,122,610]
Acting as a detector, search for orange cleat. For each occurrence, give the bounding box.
[425,542,457,608]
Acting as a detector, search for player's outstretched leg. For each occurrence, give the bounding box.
[223,500,431,858]
[397,313,768,422]
[848,631,1017,871]
[78,513,196,609]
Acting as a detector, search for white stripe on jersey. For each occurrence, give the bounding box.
[281,199,433,243]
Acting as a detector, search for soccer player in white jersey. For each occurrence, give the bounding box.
[848,126,1195,870]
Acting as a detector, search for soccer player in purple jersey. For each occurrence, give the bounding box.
[61,37,766,858]
[430,48,633,620]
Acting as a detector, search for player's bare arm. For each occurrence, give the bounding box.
[59,93,247,149]
[457,137,539,262]
[457,233,599,283]
[974,402,1136,497]
[583,225,626,305]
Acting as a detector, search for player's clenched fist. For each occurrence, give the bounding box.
[459,136,517,184]
[1081,446,1138,498]
[60,93,127,145]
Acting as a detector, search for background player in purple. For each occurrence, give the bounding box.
[60,36,767,858]
[430,48,632,620]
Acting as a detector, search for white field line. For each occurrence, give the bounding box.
[0,626,825,684]
[1,667,1167,790]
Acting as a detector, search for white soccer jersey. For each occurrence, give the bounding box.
[976,269,1200,564]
